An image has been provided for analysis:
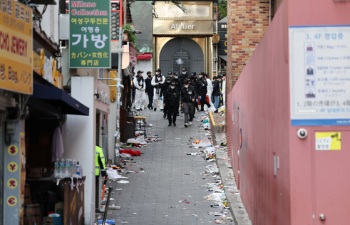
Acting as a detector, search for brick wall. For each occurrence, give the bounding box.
[226,0,270,92]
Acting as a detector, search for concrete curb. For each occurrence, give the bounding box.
[209,113,252,225]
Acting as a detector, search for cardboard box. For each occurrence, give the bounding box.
[55,202,64,217]
[43,217,63,225]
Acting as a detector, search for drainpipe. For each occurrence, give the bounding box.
[114,27,123,166]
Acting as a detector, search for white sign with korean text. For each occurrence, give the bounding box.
[289,25,350,126]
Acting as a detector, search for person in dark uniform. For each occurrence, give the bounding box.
[181,79,197,127]
[198,72,210,111]
[164,81,180,126]
[212,75,221,112]
[161,73,172,118]
[172,71,183,115]
[145,71,154,110]
[190,73,200,112]
[172,71,182,91]
[180,68,189,83]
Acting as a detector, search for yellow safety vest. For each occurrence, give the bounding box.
[95,146,106,176]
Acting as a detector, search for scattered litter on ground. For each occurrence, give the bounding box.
[117,180,129,184]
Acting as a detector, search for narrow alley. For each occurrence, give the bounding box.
[98,110,236,225]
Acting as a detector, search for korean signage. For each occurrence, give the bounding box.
[289,25,350,126]
[315,132,341,150]
[0,1,32,94]
[218,22,227,55]
[69,0,111,68]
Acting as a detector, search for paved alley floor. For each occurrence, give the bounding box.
[104,109,234,225]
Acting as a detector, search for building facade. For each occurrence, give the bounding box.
[152,1,216,76]
[226,0,271,91]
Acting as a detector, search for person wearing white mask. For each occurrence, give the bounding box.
[181,79,197,127]
[151,68,165,111]
[133,70,146,111]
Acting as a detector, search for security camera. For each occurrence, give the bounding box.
[297,128,308,139]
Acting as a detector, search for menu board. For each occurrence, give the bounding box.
[289,25,350,126]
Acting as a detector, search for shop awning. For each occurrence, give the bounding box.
[31,83,89,116]
[219,55,227,61]
[137,53,152,60]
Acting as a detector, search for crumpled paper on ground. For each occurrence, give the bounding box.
[106,168,128,180]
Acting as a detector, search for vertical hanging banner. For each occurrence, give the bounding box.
[69,0,111,68]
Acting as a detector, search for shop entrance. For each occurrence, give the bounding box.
[159,37,204,74]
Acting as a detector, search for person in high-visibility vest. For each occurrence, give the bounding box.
[96,146,107,180]
[96,146,107,207]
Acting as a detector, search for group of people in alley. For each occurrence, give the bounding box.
[132,68,226,127]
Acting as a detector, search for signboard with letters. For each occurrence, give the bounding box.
[218,22,227,56]
[153,20,213,35]
[33,49,64,89]
[0,1,32,94]
[69,0,111,68]
[289,25,350,126]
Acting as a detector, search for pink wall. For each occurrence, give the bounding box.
[227,0,350,224]
[227,2,290,224]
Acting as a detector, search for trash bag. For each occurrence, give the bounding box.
[197,137,211,147]
[106,168,127,179]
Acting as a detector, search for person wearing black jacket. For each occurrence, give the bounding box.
[212,76,221,112]
[190,73,199,111]
[161,73,173,118]
[172,71,183,115]
[180,68,189,83]
[198,72,211,111]
[181,80,197,127]
[164,81,180,126]
[171,71,182,91]
[145,71,154,110]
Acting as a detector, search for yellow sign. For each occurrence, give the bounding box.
[7,178,18,189]
[0,1,33,94]
[33,50,64,89]
[7,145,18,156]
[315,132,341,150]
[109,70,117,102]
[7,161,18,172]
[6,196,17,206]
